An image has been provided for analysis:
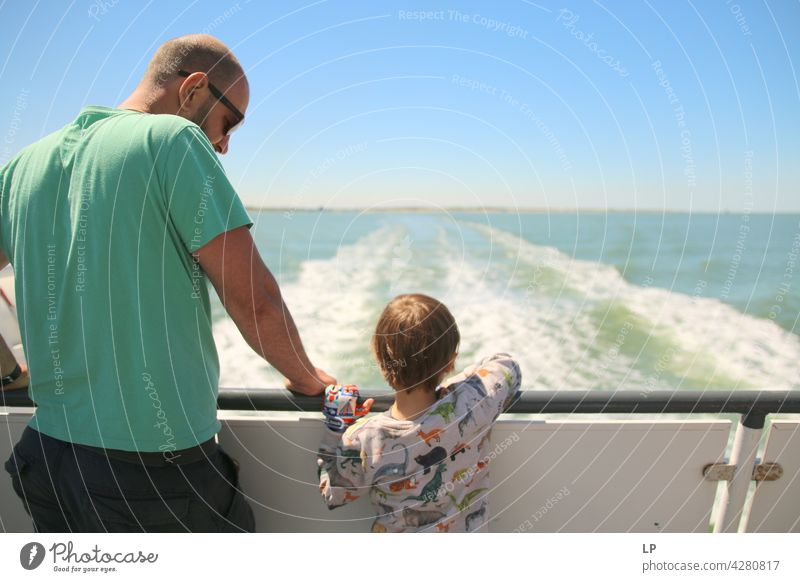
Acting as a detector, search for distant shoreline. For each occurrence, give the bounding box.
[245,206,800,215]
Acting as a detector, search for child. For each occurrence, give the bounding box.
[317,293,521,532]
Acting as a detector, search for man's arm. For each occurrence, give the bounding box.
[0,248,30,392]
[195,226,333,395]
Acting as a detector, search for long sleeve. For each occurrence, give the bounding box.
[443,353,522,426]
[317,426,369,509]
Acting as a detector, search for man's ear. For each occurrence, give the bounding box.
[177,72,208,111]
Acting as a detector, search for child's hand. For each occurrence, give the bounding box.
[322,384,374,432]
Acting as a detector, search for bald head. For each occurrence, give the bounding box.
[122,34,250,154]
[146,34,245,91]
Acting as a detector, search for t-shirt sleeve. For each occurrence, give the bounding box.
[445,353,522,426]
[160,125,252,253]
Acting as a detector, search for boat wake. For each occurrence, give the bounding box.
[214,218,800,391]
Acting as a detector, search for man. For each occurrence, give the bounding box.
[1,34,334,532]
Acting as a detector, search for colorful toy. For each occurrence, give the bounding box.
[322,384,371,432]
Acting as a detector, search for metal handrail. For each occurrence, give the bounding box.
[4,388,800,427]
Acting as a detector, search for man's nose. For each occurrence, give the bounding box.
[214,134,230,155]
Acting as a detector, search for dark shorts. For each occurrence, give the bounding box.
[4,427,255,533]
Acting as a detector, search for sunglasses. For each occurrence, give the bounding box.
[177,70,245,135]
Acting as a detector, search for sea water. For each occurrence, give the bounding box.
[211,211,800,392]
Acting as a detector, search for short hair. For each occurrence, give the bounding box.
[146,34,244,90]
[371,294,460,392]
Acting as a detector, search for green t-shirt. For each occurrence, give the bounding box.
[0,106,252,451]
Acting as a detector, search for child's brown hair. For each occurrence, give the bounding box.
[371,294,460,392]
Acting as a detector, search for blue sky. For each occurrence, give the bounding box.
[0,0,797,211]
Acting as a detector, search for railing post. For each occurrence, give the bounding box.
[714,413,764,533]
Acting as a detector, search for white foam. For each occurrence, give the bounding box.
[433,229,643,390]
[465,221,800,391]
[214,217,800,392]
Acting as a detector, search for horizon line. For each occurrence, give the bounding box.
[244,206,800,215]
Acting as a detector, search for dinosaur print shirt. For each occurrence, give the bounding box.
[317,353,522,532]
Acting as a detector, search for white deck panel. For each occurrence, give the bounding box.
[0,412,774,533]
[488,420,730,532]
[218,414,374,532]
[218,415,732,532]
[746,421,800,532]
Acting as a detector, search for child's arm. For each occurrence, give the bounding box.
[316,385,374,509]
[443,352,522,424]
[317,426,370,509]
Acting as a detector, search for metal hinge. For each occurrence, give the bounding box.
[703,463,735,481]
[752,462,783,482]
[703,462,783,482]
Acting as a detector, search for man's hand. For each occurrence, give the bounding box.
[284,367,337,396]
[0,363,29,392]
[0,330,27,392]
